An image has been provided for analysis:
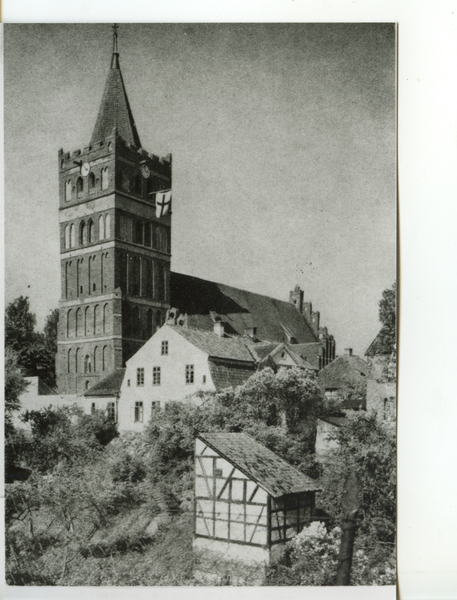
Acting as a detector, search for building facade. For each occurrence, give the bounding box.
[56,33,171,394]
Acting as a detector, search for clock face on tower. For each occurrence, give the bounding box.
[81,162,91,177]
[141,164,150,179]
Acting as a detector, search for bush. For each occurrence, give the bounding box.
[110,453,147,484]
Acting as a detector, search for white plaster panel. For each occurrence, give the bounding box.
[193,537,269,565]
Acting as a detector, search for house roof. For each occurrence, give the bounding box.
[198,432,320,497]
[169,325,255,362]
[90,48,141,148]
[365,327,392,357]
[170,272,319,345]
[318,416,349,428]
[318,354,369,389]
[208,359,255,391]
[84,368,126,397]
[250,342,318,371]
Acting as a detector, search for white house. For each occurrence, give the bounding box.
[117,324,256,432]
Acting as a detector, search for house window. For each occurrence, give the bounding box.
[202,375,206,384]
[151,401,161,410]
[107,402,116,422]
[186,365,194,384]
[134,402,144,423]
[137,368,144,386]
[127,379,131,387]
[153,366,161,385]
[91,402,96,414]
[161,341,168,355]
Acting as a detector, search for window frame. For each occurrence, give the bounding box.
[186,364,195,384]
[161,341,169,355]
[137,367,145,387]
[153,366,161,386]
[134,401,144,423]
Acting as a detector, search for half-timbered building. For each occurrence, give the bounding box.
[194,432,320,579]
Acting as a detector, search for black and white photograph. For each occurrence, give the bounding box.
[4,23,397,589]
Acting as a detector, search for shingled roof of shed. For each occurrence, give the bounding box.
[208,359,255,391]
[198,432,320,497]
[84,369,126,397]
[170,272,318,345]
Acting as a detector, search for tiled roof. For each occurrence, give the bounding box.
[90,54,141,148]
[208,359,255,391]
[250,343,280,361]
[318,355,369,389]
[198,432,320,497]
[169,326,254,362]
[84,368,126,397]
[170,272,319,345]
[318,416,349,428]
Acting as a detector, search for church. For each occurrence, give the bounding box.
[55,27,336,401]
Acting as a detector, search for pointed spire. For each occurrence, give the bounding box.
[90,24,142,148]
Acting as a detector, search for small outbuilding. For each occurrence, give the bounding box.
[193,432,320,582]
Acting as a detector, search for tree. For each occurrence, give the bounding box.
[319,411,396,545]
[5,348,29,480]
[43,309,59,354]
[5,297,57,389]
[376,282,396,355]
[5,296,36,353]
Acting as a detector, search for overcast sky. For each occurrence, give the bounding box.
[4,23,396,356]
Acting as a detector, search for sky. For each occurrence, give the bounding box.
[4,23,396,357]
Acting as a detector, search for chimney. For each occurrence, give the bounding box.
[344,348,353,357]
[213,321,225,337]
[289,285,304,313]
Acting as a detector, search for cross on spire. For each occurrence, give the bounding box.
[112,23,119,55]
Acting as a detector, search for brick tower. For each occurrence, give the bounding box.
[56,27,171,394]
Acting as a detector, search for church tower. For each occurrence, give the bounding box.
[56,26,172,394]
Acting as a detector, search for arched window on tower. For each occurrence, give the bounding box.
[80,222,86,246]
[133,305,140,338]
[103,303,109,334]
[76,177,84,198]
[146,309,153,339]
[101,167,109,190]
[67,309,72,338]
[134,220,143,245]
[99,215,105,240]
[105,214,111,238]
[102,345,109,371]
[85,307,90,336]
[155,310,162,334]
[64,225,70,249]
[70,224,76,248]
[76,308,82,337]
[94,304,100,335]
[84,355,92,374]
[135,175,142,195]
[88,172,96,193]
[67,349,72,373]
[75,348,80,373]
[88,220,94,244]
[94,346,99,372]
[144,222,152,247]
[65,180,72,202]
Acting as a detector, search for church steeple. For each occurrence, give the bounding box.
[90,24,142,148]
